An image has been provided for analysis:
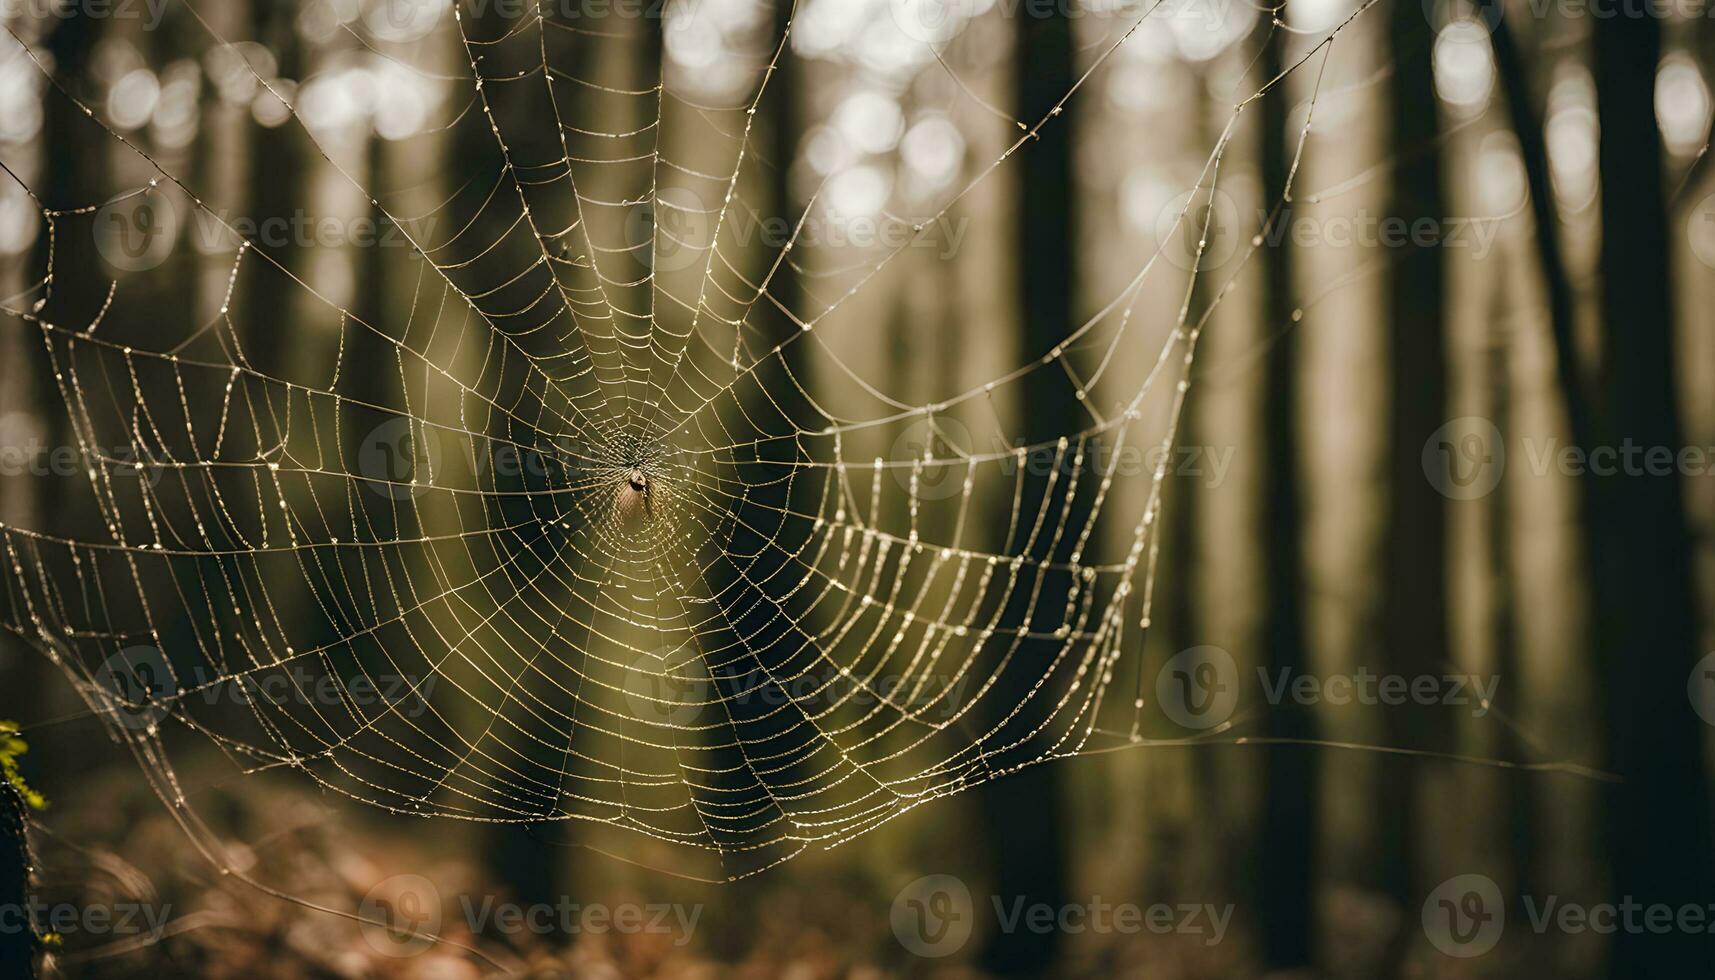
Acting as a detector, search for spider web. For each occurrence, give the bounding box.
[0,0,1376,882]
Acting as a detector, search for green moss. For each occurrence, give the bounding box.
[0,721,47,811]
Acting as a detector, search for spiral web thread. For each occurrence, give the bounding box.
[0,0,1387,881]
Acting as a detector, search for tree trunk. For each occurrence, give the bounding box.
[241,0,306,376]
[1590,15,1715,976]
[977,9,1073,976]
[1253,24,1318,976]
[1489,7,1587,452]
[1377,3,1448,970]
[1484,296,1538,911]
[30,14,107,526]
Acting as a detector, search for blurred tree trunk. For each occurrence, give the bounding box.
[17,3,108,791]
[462,0,588,908]
[30,15,107,525]
[1589,16,1715,977]
[768,1,803,344]
[1377,4,1447,970]
[1146,245,1198,901]
[756,0,811,841]
[696,0,813,943]
[1488,10,1578,430]
[0,783,34,978]
[1144,472,1195,898]
[977,9,1072,976]
[1170,61,1220,917]
[1253,25,1317,977]
[1484,303,1537,907]
[1486,9,1557,915]
[241,0,305,375]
